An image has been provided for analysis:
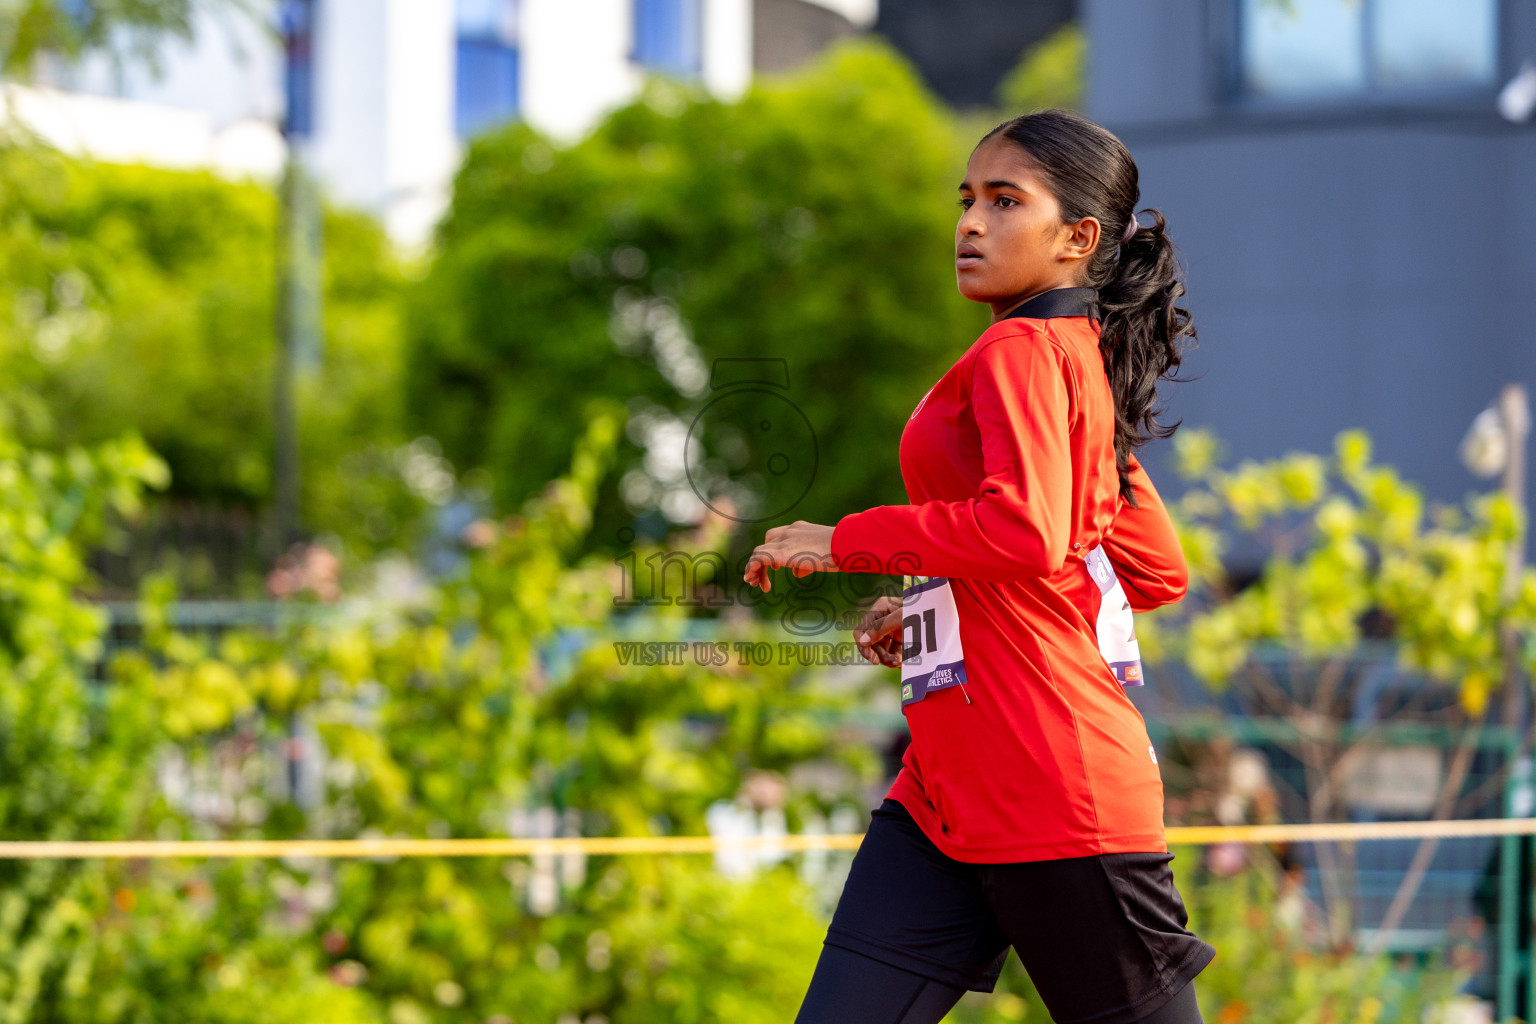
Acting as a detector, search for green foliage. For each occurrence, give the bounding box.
[995,23,1086,114]
[0,435,166,672]
[0,143,419,559]
[407,40,981,549]
[119,413,871,1021]
[0,409,872,1021]
[38,861,384,1024]
[0,418,382,1022]
[0,427,167,846]
[1177,853,1464,1024]
[1163,428,1536,716]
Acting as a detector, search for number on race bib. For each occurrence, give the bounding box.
[892,551,1143,712]
[899,577,970,708]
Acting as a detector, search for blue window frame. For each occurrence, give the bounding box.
[632,0,702,78]
[1234,0,1499,99]
[455,0,520,139]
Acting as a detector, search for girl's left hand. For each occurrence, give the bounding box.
[743,521,838,592]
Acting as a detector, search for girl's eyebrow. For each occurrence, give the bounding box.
[957,179,1025,192]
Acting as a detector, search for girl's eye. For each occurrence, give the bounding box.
[957,198,973,210]
[996,196,1018,208]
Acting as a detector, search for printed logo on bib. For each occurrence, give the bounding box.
[900,576,970,709]
[1084,545,1144,687]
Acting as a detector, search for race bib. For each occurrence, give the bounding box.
[1084,545,1143,686]
[899,576,970,708]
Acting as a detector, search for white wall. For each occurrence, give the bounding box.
[313,0,457,248]
[0,82,286,178]
[313,0,389,208]
[519,0,640,143]
[703,0,754,100]
[519,0,756,140]
[382,0,458,247]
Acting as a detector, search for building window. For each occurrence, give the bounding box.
[455,0,520,139]
[1237,0,1498,99]
[632,0,702,78]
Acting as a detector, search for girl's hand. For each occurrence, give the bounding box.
[854,594,904,668]
[743,521,838,593]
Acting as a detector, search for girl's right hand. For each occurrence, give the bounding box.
[853,594,904,668]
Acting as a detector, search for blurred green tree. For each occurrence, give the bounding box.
[103,412,879,1022]
[1151,428,1536,951]
[1161,427,1536,725]
[1168,851,1463,1024]
[0,145,420,569]
[0,405,865,1021]
[406,40,982,555]
[995,23,1085,114]
[0,419,386,1022]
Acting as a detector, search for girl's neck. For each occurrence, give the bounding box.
[989,282,1092,324]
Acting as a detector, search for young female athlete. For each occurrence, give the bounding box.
[742,109,1215,1024]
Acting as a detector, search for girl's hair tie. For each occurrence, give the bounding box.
[1119,215,1139,247]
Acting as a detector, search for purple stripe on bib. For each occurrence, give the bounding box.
[1108,660,1144,687]
[903,576,952,599]
[901,659,969,708]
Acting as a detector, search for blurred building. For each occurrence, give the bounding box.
[756,0,875,73]
[1086,0,1536,508]
[10,0,874,248]
[873,0,1074,107]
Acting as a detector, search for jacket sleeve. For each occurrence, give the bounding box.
[828,332,1072,581]
[1102,453,1189,610]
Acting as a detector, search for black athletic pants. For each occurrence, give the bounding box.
[794,946,1204,1024]
[794,799,1214,1024]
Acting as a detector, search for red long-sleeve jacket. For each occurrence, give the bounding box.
[830,287,1188,862]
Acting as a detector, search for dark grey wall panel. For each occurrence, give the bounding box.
[1086,0,1211,123]
[873,0,1075,108]
[1085,0,1536,511]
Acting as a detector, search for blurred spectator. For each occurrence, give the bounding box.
[266,542,341,602]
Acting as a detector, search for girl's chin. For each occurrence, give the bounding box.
[956,283,1008,304]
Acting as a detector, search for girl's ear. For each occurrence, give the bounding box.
[1060,216,1100,264]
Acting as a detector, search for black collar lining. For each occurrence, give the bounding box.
[999,287,1100,322]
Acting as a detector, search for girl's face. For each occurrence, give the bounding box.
[955,137,1100,319]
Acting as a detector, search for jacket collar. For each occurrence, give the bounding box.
[999,287,1099,322]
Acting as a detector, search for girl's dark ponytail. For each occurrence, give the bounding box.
[1097,209,1193,505]
[982,110,1196,505]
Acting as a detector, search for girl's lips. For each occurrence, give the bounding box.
[956,254,984,269]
